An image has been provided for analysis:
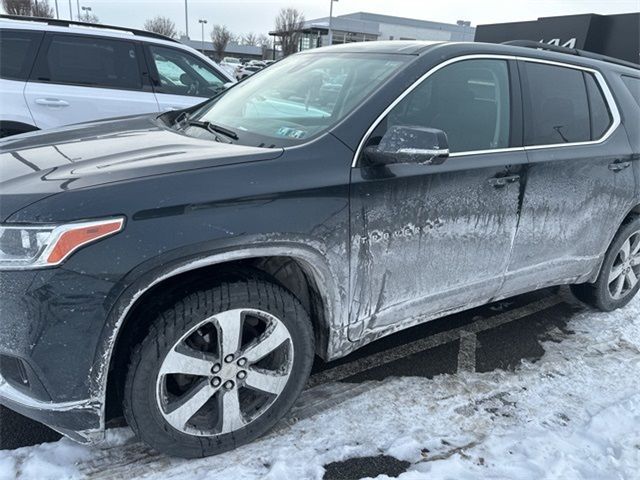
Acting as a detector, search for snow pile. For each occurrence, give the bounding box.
[1,295,639,480]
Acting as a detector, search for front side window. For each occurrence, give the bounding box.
[522,62,591,146]
[371,59,511,153]
[150,45,226,97]
[190,52,408,146]
[39,35,142,90]
[0,29,43,81]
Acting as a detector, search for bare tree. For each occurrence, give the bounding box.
[143,16,177,39]
[32,0,54,17]
[274,7,305,57]
[2,0,53,17]
[211,24,232,62]
[241,32,258,46]
[78,10,99,23]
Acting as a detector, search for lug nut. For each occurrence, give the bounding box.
[237,371,247,380]
[211,377,222,388]
[211,363,221,374]
[224,380,235,390]
[224,354,235,363]
[237,358,247,367]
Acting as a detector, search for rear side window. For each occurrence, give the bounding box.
[522,62,590,146]
[35,35,142,90]
[622,75,640,108]
[0,29,43,81]
[584,73,612,140]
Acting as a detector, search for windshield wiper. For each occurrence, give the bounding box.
[186,120,239,141]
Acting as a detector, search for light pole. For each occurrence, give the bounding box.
[185,0,190,39]
[54,0,59,19]
[76,0,80,20]
[328,0,339,47]
[199,19,208,54]
[68,0,73,20]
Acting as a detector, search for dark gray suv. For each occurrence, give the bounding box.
[0,40,639,458]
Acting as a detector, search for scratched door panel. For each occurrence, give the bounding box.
[349,150,527,339]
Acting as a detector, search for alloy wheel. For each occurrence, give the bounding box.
[155,308,294,436]
[608,230,640,300]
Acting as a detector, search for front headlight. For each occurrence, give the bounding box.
[0,217,124,270]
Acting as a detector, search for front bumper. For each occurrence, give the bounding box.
[0,267,117,444]
[0,373,103,443]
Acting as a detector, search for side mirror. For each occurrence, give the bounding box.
[364,126,450,166]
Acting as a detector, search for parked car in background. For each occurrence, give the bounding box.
[0,15,235,137]
[235,63,263,80]
[219,56,241,75]
[0,40,638,459]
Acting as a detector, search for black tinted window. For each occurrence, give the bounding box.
[584,73,612,140]
[382,59,511,153]
[523,62,590,146]
[0,30,42,81]
[622,75,640,108]
[39,35,142,90]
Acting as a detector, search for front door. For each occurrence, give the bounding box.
[349,58,525,340]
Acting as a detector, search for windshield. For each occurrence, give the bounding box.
[190,53,409,146]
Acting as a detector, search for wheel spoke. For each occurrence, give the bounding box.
[627,269,639,289]
[609,264,625,284]
[631,235,640,257]
[243,321,290,363]
[160,347,215,377]
[165,380,215,431]
[244,368,289,395]
[220,388,246,433]
[620,239,632,261]
[612,275,625,298]
[215,309,244,357]
[632,256,640,267]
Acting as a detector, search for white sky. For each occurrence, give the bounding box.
[11,0,640,40]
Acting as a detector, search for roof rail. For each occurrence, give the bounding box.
[0,14,179,43]
[502,40,639,70]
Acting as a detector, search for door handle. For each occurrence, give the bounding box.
[488,175,520,188]
[34,98,70,107]
[608,161,632,172]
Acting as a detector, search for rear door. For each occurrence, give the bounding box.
[144,44,230,111]
[24,33,159,129]
[501,59,636,296]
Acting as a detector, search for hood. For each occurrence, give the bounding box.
[0,115,283,221]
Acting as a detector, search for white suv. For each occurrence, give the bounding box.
[0,16,235,137]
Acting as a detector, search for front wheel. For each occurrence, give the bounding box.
[123,278,314,458]
[571,216,640,311]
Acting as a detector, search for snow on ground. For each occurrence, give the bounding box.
[1,294,639,480]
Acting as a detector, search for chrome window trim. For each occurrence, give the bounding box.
[351,54,621,167]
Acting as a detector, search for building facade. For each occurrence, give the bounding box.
[288,12,475,51]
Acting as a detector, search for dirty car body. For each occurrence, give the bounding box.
[0,41,639,452]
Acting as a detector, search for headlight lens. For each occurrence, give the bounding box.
[0,218,124,270]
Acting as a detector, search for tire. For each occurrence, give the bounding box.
[123,277,314,458]
[571,216,640,311]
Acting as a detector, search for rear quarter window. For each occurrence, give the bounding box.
[0,29,43,81]
[622,75,640,108]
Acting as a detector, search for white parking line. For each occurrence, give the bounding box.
[457,332,478,372]
[308,295,565,387]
